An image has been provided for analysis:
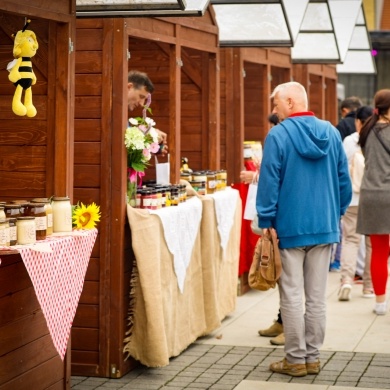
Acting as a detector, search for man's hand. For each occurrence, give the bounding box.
[155,128,168,157]
[240,170,258,184]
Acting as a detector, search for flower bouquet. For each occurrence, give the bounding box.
[124,95,160,206]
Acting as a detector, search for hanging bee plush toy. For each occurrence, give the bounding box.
[7,19,39,117]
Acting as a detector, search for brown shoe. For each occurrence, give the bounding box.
[270,332,285,345]
[269,358,307,377]
[258,321,283,337]
[306,360,320,375]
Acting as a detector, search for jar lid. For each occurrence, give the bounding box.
[11,200,29,204]
[6,217,16,222]
[31,198,50,203]
[0,219,6,224]
[30,202,45,207]
[52,196,70,201]
[16,216,35,220]
[4,204,21,208]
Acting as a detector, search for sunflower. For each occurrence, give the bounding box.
[72,202,101,229]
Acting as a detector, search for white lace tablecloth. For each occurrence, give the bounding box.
[208,187,240,257]
[0,229,97,360]
[150,197,202,293]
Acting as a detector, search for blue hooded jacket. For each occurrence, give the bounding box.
[256,114,352,249]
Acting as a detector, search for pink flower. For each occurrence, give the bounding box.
[150,142,160,154]
[142,148,151,159]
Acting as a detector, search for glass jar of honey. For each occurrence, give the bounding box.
[31,198,53,236]
[16,216,36,245]
[51,197,73,232]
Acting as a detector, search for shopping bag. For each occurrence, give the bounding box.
[155,154,170,185]
[243,182,257,221]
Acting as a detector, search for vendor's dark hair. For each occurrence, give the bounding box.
[359,89,390,148]
[128,70,155,93]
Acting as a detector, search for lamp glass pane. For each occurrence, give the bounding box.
[292,33,339,60]
[214,4,290,43]
[337,50,376,74]
[328,0,361,62]
[349,26,370,49]
[300,3,332,31]
[282,0,308,42]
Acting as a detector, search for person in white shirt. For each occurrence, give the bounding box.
[339,106,374,301]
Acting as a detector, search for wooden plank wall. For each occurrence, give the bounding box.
[0,255,70,390]
[0,15,51,201]
[73,18,108,377]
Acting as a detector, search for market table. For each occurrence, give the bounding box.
[0,229,98,390]
[124,188,241,367]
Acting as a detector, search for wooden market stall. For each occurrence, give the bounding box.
[72,8,222,378]
[0,0,76,389]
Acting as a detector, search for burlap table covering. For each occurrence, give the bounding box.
[124,191,241,367]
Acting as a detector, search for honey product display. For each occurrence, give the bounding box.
[32,198,53,236]
[4,204,21,219]
[30,202,47,240]
[7,218,17,246]
[51,196,73,232]
[16,216,36,245]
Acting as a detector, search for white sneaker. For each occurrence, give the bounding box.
[363,289,375,298]
[338,284,352,301]
[373,302,387,315]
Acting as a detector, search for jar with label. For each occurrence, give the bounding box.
[22,203,34,217]
[192,172,207,183]
[206,171,217,194]
[30,202,47,240]
[0,220,7,246]
[4,204,21,219]
[32,198,53,236]
[0,207,5,220]
[7,218,17,246]
[171,187,179,206]
[51,196,73,232]
[16,216,36,245]
[141,190,152,209]
[219,169,227,190]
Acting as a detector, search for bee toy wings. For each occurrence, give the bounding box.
[7,19,39,117]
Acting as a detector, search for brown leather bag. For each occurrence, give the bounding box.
[248,228,282,291]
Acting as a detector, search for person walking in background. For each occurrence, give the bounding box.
[336,96,363,141]
[256,81,352,377]
[330,96,363,272]
[339,106,374,301]
[357,89,390,315]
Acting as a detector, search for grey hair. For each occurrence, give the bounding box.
[270,81,308,109]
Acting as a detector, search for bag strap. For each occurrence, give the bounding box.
[373,128,390,155]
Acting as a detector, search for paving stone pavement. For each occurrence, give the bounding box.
[71,343,390,389]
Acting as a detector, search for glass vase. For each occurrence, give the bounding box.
[127,176,138,207]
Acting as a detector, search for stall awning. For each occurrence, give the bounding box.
[76,0,210,17]
[212,0,302,47]
[291,0,340,63]
[337,5,376,74]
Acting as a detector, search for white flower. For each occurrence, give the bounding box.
[148,127,159,144]
[129,118,139,125]
[145,117,156,127]
[124,127,145,150]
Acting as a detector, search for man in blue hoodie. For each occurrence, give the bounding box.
[256,82,352,377]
